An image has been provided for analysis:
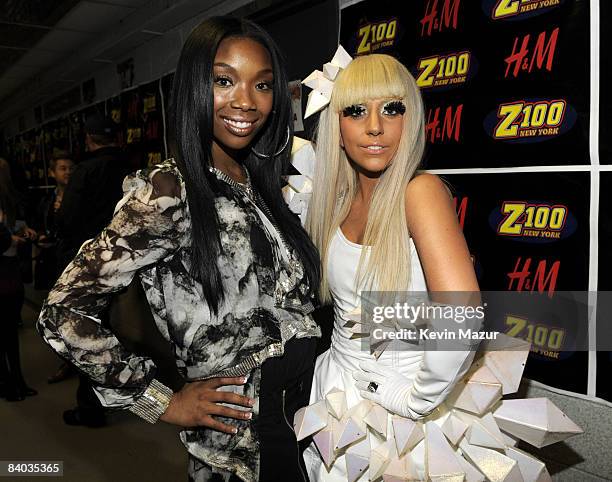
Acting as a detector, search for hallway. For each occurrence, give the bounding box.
[0,287,186,482]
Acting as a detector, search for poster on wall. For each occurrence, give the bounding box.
[340,0,590,169]
[601,1,611,164]
[443,171,590,394]
[140,80,163,168]
[598,173,612,401]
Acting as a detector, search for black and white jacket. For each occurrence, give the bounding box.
[37,158,320,482]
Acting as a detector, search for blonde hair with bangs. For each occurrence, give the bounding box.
[306,54,425,302]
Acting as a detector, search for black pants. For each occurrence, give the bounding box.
[0,257,26,390]
[192,337,317,482]
[255,336,317,482]
[75,374,105,420]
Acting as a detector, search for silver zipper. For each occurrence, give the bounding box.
[282,389,308,482]
[210,166,306,306]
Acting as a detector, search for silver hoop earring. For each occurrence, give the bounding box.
[251,127,290,159]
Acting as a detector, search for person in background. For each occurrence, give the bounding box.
[34,151,74,288]
[56,116,128,270]
[32,152,75,383]
[0,157,38,402]
[54,116,129,427]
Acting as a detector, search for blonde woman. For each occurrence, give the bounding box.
[303,54,479,480]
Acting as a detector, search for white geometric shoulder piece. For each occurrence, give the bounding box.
[500,430,519,447]
[459,439,524,482]
[504,446,552,482]
[336,416,367,451]
[424,422,466,482]
[287,192,312,225]
[344,306,362,323]
[335,399,372,450]
[478,333,531,395]
[313,424,336,469]
[454,449,486,482]
[325,387,348,420]
[466,413,507,450]
[492,398,583,448]
[291,136,316,178]
[370,442,392,480]
[446,360,503,415]
[293,399,328,441]
[392,416,425,457]
[285,136,316,224]
[382,454,420,482]
[345,435,371,482]
[440,412,469,446]
[302,45,353,118]
[364,403,389,438]
[342,399,373,426]
[452,409,504,445]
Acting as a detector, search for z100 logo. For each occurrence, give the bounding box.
[491,201,577,242]
[357,19,398,54]
[416,51,472,89]
[421,0,461,37]
[426,104,463,143]
[486,0,564,20]
[505,27,559,78]
[484,99,576,143]
[504,314,564,358]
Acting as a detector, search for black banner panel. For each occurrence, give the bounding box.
[340,0,590,169]
[597,173,612,400]
[340,0,600,399]
[443,171,590,393]
[601,1,612,164]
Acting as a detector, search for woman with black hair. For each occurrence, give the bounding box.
[37,17,320,482]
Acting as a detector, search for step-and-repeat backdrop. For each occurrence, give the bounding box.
[340,0,610,401]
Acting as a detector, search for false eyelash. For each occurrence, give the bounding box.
[383,100,406,115]
[342,104,366,117]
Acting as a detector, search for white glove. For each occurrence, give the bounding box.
[354,361,416,418]
[354,345,476,419]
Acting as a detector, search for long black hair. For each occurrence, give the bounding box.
[169,16,320,315]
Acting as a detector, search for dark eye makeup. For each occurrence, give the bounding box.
[342,104,367,118]
[382,100,406,116]
[342,100,406,118]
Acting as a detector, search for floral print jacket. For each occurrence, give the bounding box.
[37,159,320,482]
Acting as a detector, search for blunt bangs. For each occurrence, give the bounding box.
[330,54,408,111]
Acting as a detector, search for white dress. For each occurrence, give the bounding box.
[303,227,474,481]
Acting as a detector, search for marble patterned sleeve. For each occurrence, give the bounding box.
[36,167,188,408]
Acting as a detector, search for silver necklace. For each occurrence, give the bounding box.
[209,164,302,285]
[208,165,254,200]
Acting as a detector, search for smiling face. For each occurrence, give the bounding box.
[211,37,274,159]
[339,98,405,175]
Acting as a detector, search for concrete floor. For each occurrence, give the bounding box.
[4,287,611,482]
[0,288,187,482]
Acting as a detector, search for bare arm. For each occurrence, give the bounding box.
[405,173,479,292]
